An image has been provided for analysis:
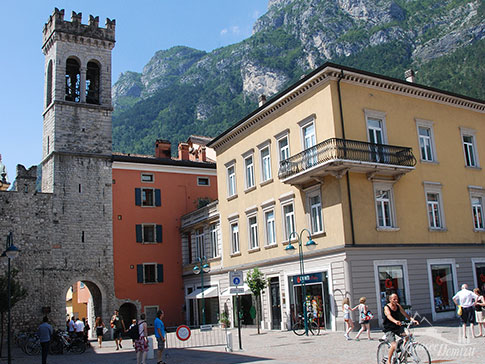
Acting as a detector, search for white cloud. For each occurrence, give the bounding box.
[220,26,241,36]
[231,26,240,34]
[220,28,228,36]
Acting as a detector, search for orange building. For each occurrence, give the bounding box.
[112,139,217,328]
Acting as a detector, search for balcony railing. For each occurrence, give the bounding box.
[278,138,416,180]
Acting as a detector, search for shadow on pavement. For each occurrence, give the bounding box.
[166,348,273,364]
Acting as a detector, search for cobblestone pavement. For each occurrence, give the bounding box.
[4,322,483,363]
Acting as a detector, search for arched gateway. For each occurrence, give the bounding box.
[0,9,121,332]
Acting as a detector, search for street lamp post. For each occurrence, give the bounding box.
[1,232,20,364]
[193,256,210,325]
[284,228,316,336]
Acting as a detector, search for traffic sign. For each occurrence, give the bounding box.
[229,270,243,287]
[230,287,244,294]
[175,325,191,341]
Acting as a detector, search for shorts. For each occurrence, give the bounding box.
[476,310,485,323]
[384,327,405,343]
[113,329,122,339]
[461,306,476,325]
[156,337,165,351]
[344,313,350,320]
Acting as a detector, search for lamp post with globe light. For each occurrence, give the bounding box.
[193,256,210,325]
[1,232,20,364]
[284,228,316,336]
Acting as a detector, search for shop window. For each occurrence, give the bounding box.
[376,264,408,310]
[65,58,80,102]
[430,264,456,313]
[474,261,485,293]
[86,61,100,104]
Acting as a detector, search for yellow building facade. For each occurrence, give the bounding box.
[183,63,485,330]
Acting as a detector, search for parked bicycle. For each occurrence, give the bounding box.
[292,312,320,336]
[49,330,86,354]
[24,333,41,356]
[377,321,431,364]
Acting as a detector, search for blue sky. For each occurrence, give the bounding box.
[0,0,269,183]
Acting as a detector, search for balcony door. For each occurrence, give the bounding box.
[367,117,386,163]
[302,122,317,167]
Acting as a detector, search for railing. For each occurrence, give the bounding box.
[165,325,227,349]
[278,138,416,180]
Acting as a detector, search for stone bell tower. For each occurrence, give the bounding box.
[39,9,117,327]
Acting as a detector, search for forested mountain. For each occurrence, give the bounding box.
[112,0,485,155]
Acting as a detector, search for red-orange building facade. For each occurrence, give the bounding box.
[112,141,217,327]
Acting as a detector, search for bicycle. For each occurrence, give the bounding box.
[377,321,431,364]
[292,313,320,336]
[24,333,41,356]
[49,330,86,354]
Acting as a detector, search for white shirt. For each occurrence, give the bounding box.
[75,320,85,332]
[453,288,478,308]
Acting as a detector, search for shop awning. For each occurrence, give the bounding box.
[185,286,219,299]
[220,284,251,296]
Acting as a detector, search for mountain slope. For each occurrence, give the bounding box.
[112,0,485,155]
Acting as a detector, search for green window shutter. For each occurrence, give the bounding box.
[136,225,143,243]
[137,264,143,283]
[135,188,141,206]
[157,264,164,283]
[156,225,162,243]
[155,189,161,206]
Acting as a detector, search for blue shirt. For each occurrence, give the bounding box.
[38,322,53,343]
[154,317,165,338]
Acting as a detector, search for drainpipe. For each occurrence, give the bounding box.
[337,70,356,246]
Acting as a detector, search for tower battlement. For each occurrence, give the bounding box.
[43,8,115,46]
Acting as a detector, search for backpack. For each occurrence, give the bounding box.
[128,322,140,340]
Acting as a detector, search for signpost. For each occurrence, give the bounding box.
[229,270,243,350]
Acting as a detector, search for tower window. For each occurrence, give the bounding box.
[46,60,53,107]
[86,61,100,104]
[65,58,80,102]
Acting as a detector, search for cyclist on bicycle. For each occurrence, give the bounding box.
[383,293,419,364]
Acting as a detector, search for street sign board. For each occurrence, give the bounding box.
[229,270,243,287]
[230,287,244,294]
[200,324,213,332]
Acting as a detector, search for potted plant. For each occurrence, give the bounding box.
[220,310,231,328]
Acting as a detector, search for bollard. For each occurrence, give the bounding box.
[226,331,233,352]
[147,336,154,359]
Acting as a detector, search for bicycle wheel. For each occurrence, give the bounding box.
[377,342,390,364]
[406,343,431,364]
[70,340,86,354]
[49,338,63,354]
[292,321,305,336]
[309,321,320,335]
[25,339,41,356]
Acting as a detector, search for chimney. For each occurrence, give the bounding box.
[200,147,207,162]
[155,139,171,158]
[258,94,266,107]
[178,143,190,161]
[405,69,415,83]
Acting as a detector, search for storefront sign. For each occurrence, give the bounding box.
[293,272,322,284]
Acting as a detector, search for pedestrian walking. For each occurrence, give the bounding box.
[453,283,478,339]
[38,316,53,364]
[135,313,148,364]
[95,317,105,348]
[111,309,126,350]
[473,288,485,336]
[154,310,166,364]
[82,317,90,346]
[354,297,372,341]
[342,297,354,340]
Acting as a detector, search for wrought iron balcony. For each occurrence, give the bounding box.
[278,138,416,185]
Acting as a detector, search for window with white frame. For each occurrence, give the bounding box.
[424,182,445,230]
[141,173,154,183]
[209,223,219,258]
[278,135,290,162]
[416,119,437,162]
[365,110,387,144]
[264,209,276,246]
[248,215,259,250]
[195,228,204,258]
[374,183,396,229]
[469,187,485,231]
[244,154,255,189]
[230,221,240,254]
[260,145,272,182]
[301,120,317,167]
[283,203,296,241]
[306,188,324,234]
[226,163,236,197]
[461,128,479,168]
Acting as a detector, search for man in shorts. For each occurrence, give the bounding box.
[154,310,166,364]
[453,283,478,339]
[111,309,125,350]
[383,293,418,364]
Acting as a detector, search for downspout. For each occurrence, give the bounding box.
[337,70,356,245]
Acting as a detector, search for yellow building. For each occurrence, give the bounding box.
[183,63,485,330]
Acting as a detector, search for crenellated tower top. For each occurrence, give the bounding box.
[42,8,115,52]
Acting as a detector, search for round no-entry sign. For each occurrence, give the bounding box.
[176,325,191,341]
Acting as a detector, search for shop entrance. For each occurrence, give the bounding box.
[289,272,331,330]
[233,294,256,326]
[270,277,281,330]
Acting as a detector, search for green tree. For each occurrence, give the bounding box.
[246,268,268,334]
[0,269,27,357]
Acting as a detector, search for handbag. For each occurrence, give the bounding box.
[103,327,108,334]
[457,305,463,316]
[361,310,374,321]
